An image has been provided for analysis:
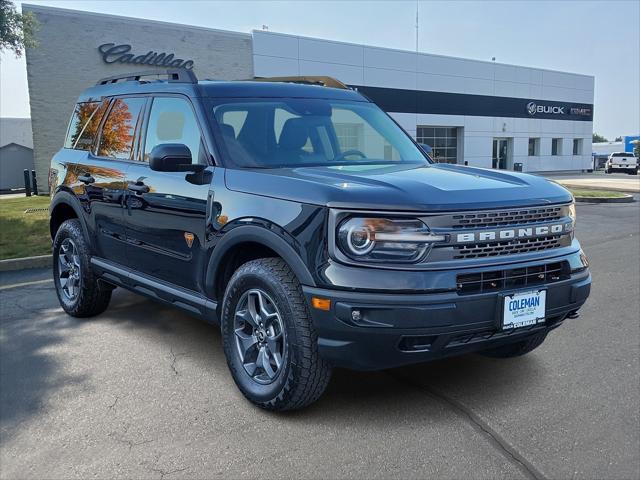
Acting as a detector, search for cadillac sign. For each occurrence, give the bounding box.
[98,43,195,70]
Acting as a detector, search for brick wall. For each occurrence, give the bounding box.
[23,4,254,191]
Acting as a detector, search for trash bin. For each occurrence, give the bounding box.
[513,163,523,172]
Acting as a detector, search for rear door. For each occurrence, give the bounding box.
[63,98,143,264]
[123,95,212,293]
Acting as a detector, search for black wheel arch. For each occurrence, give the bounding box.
[205,225,316,302]
[49,191,90,242]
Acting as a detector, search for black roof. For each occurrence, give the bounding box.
[77,79,367,103]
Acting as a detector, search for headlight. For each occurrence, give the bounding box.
[336,217,446,263]
[569,202,576,225]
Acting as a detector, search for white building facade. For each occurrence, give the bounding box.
[23,5,594,188]
[252,31,594,173]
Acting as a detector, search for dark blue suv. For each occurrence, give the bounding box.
[49,70,591,410]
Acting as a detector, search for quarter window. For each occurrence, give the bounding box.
[65,101,109,151]
[144,97,203,163]
[97,98,146,159]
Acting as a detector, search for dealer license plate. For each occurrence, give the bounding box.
[503,290,546,330]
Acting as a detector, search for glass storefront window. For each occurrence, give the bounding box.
[416,126,458,164]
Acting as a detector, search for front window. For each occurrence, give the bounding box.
[211,98,429,168]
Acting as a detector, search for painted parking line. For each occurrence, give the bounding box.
[0,278,54,291]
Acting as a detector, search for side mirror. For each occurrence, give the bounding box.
[149,144,204,172]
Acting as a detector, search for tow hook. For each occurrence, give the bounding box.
[567,310,580,319]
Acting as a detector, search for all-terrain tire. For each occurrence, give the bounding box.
[479,331,548,358]
[53,219,112,317]
[221,257,332,411]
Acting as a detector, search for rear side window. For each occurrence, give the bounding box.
[97,97,146,160]
[64,101,109,151]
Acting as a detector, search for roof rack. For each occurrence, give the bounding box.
[252,76,349,90]
[96,69,198,86]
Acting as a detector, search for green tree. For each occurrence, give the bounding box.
[614,136,623,142]
[0,0,38,57]
[592,133,608,143]
[632,140,640,158]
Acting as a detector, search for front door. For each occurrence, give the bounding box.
[123,96,211,293]
[492,138,509,170]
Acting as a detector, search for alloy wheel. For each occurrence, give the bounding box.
[233,288,286,384]
[58,238,81,301]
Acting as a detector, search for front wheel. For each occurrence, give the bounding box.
[221,258,331,411]
[479,331,547,358]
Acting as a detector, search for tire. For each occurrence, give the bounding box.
[221,257,332,411]
[604,168,610,174]
[53,219,112,317]
[479,331,547,358]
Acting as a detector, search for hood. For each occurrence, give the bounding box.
[224,163,573,212]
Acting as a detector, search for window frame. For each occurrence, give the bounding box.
[551,138,562,156]
[92,95,149,162]
[139,93,209,165]
[528,137,540,157]
[572,138,582,156]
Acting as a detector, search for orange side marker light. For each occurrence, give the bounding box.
[311,297,331,311]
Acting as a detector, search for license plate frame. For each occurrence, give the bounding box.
[502,289,547,330]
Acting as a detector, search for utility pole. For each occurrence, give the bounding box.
[415,0,419,54]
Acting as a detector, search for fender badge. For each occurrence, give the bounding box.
[184,232,194,248]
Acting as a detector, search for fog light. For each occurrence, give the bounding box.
[351,310,362,321]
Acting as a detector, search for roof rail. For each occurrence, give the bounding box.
[252,76,349,90]
[96,69,198,86]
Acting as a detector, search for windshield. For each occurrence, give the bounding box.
[211,98,430,168]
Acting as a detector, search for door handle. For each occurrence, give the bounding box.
[78,174,95,184]
[127,182,149,194]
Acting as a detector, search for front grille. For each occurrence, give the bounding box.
[451,206,563,229]
[456,261,570,295]
[453,235,569,259]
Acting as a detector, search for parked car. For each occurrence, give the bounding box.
[605,152,639,175]
[49,70,591,410]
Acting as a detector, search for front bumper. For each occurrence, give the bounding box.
[303,258,591,371]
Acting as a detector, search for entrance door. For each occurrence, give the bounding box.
[492,138,509,169]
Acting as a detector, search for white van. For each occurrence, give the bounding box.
[605,152,638,175]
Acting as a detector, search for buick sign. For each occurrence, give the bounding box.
[527,102,565,116]
[98,43,195,70]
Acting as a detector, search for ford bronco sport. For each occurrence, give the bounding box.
[49,70,591,410]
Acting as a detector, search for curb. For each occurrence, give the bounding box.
[557,182,639,194]
[574,194,635,204]
[0,254,52,272]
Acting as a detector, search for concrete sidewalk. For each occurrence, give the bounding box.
[542,171,640,193]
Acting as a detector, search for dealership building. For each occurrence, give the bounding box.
[23,4,595,189]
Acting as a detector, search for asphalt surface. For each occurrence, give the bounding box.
[1,200,639,480]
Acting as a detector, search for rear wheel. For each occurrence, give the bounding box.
[221,258,331,411]
[53,219,112,317]
[479,331,547,358]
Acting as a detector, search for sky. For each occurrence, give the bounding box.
[1,0,638,140]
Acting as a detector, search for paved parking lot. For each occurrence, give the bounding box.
[1,200,639,480]
[544,171,640,193]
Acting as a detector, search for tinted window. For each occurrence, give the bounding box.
[612,152,632,157]
[213,99,428,168]
[64,101,109,151]
[97,97,145,159]
[144,97,203,163]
